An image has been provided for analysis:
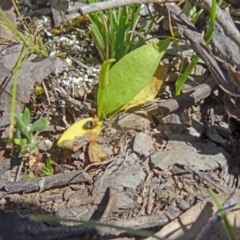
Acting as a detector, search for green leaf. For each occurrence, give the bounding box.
[41,158,54,176]
[98,38,171,117]
[31,118,49,132]
[15,115,28,136]
[14,138,27,146]
[22,108,31,127]
[19,148,28,156]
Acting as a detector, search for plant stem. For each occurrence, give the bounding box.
[9,47,29,138]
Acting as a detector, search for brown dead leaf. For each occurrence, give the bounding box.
[72,136,88,152]
[88,141,108,163]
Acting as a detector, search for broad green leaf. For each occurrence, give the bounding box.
[98,38,171,117]
[31,118,49,132]
[116,65,167,114]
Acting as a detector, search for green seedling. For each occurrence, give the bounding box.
[175,0,217,95]
[5,108,49,157]
[183,0,204,24]
[41,157,54,176]
[84,0,156,61]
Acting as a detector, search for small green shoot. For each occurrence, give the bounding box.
[183,0,204,24]
[175,0,217,95]
[41,157,54,176]
[84,0,156,61]
[6,108,49,157]
[209,189,237,240]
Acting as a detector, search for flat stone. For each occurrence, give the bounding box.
[167,205,182,220]
[150,136,229,172]
[133,132,153,157]
[94,153,146,191]
[113,113,152,130]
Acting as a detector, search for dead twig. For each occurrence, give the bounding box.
[143,76,218,118]
[2,170,89,194]
[63,0,181,23]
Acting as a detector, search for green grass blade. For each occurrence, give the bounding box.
[175,0,216,95]
[209,189,237,240]
[87,1,154,61]
[30,214,162,240]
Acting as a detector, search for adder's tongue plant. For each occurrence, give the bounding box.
[57,38,171,156]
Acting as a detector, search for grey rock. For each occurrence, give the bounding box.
[140,3,155,17]
[150,137,229,172]
[99,144,113,156]
[133,132,153,157]
[167,205,182,220]
[38,139,53,151]
[188,120,205,137]
[113,113,152,130]
[171,164,193,179]
[94,153,146,191]
[175,196,190,211]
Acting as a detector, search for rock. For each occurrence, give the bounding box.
[99,144,113,156]
[188,120,205,137]
[38,139,53,151]
[158,112,191,135]
[133,132,153,157]
[113,113,152,130]
[167,205,182,220]
[175,196,190,211]
[94,153,146,191]
[150,137,229,172]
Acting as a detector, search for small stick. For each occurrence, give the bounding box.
[65,0,182,21]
